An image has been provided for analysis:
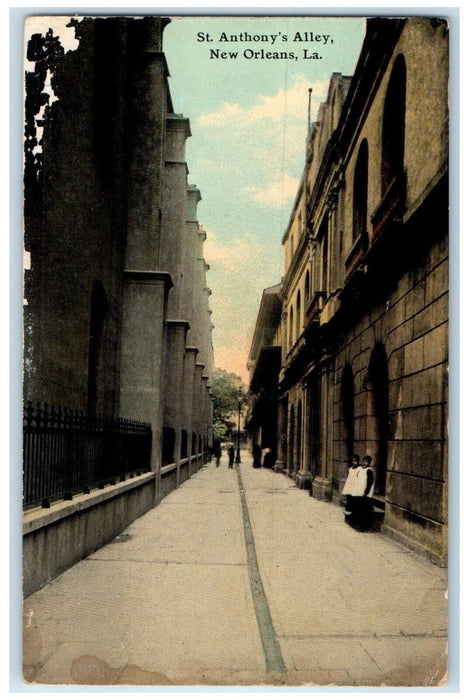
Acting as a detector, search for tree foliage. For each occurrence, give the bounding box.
[211,368,246,442]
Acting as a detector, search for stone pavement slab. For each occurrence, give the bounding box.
[23,454,447,687]
[240,462,447,686]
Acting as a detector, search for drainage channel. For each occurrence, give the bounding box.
[235,464,286,674]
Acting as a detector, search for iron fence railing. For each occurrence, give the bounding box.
[23,401,152,509]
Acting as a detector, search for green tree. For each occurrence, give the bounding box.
[211,368,246,442]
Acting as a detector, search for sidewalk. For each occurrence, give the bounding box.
[23,451,447,687]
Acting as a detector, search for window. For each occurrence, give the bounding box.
[381,55,406,195]
[353,139,369,241]
[296,290,302,338]
[304,271,310,321]
[289,305,294,348]
[321,222,329,293]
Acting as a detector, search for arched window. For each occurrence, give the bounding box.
[304,271,310,313]
[296,290,302,338]
[319,218,328,293]
[381,55,406,195]
[289,305,294,348]
[304,271,311,325]
[353,139,369,242]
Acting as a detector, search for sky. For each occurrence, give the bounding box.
[162,16,366,382]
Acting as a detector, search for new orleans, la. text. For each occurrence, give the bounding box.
[197,30,334,60]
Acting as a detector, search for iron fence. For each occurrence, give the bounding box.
[23,401,152,509]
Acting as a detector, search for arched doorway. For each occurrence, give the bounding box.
[339,364,355,466]
[308,374,321,477]
[366,343,389,496]
[296,400,303,472]
[288,404,295,472]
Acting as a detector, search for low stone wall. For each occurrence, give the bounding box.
[179,458,190,484]
[24,457,211,597]
[23,473,156,598]
[159,455,206,501]
[159,463,178,501]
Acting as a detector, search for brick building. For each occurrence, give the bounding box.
[250,18,449,563]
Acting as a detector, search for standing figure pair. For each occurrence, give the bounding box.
[342,454,375,531]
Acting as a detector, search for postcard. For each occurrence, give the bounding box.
[21,13,450,687]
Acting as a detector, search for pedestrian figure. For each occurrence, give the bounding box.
[252,444,262,468]
[262,447,275,468]
[228,443,235,468]
[342,453,361,513]
[212,439,222,467]
[343,454,375,531]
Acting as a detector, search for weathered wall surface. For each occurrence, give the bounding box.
[23,475,156,597]
[24,19,131,415]
[333,235,448,562]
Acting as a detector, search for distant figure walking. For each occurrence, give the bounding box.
[212,439,222,467]
[252,444,262,468]
[228,444,235,468]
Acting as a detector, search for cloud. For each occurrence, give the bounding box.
[198,77,329,128]
[189,77,329,217]
[192,79,333,379]
[244,174,299,208]
[198,101,245,128]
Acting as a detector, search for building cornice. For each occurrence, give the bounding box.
[166,113,191,138]
[124,270,173,291]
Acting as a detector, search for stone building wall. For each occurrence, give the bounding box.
[332,233,448,560]
[269,17,448,563]
[24,18,133,414]
[24,15,214,504]
[331,18,449,562]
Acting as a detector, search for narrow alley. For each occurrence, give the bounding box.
[23,452,447,687]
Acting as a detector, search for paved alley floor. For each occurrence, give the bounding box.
[23,452,447,687]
